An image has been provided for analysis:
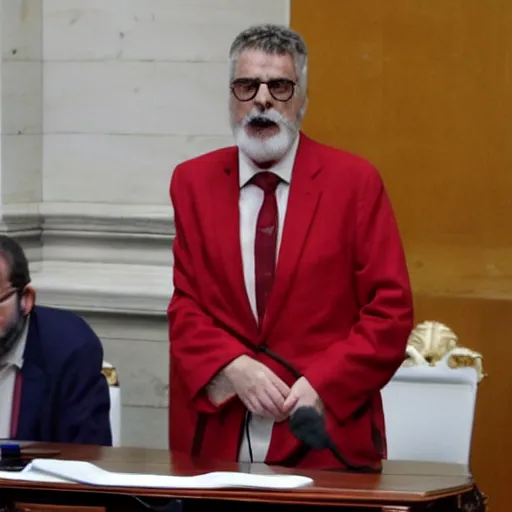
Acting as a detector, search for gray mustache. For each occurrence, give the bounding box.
[244,110,284,125]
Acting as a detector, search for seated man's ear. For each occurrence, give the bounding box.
[20,285,35,315]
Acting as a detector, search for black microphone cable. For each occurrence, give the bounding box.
[258,344,302,379]
[239,344,380,472]
[243,344,302,463]
[245,410,254,463]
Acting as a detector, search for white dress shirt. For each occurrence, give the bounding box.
[0,319,29,439]
[237,135,300,462]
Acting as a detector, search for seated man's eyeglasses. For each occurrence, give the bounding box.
[0,287,17,306]
[231,78,296,102]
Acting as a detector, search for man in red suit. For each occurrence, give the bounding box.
[168,24,413,470]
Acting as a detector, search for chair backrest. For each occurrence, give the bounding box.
[381,356,478,465]
[102,361,121,447]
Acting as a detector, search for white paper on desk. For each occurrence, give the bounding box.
[0,467,68,483]
[1,459,313,490]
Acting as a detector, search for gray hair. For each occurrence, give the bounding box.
[229,24,308,90]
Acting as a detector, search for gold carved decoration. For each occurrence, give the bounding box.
[403,321,486,382]
[101,363,120,387]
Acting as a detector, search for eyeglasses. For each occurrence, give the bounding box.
[231,78,296,102]
[0,288,16,305]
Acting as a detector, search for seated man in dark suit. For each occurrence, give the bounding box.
[0,235,112,445]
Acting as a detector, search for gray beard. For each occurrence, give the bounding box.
[234,123,298,164]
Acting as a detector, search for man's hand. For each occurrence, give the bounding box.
[207,373,237,407]
[221,355,292,421]
[283,376,323,415]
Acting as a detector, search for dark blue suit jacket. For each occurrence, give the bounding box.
[14,305,112,446]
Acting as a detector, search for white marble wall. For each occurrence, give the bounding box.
[23,0,289,449]
[0,0,43,262]
[42,0,290,207]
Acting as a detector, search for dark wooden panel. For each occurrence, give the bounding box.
[290,2,511,510]
[15,504,105,512]
[291,0,512,298]
[412,294,512,512]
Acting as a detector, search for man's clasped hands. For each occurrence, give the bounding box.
[207,354,323,421]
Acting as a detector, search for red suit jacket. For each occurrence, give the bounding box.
[168,133,413,470]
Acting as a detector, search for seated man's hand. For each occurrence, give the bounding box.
[221,355,292,422]
[283,376,324,416]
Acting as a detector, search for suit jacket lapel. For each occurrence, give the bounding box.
[261,134,323,337]
[16,315,48,441]
[210,151,258,341]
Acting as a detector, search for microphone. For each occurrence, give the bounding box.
[289,406,378,472]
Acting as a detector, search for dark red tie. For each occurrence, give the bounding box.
[250,172,281,324]
[10,370,22,439]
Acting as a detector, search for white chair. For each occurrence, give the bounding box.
[381,353,479,465]
[102,361,121,447]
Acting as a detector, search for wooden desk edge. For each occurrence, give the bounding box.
[0,479,475,507]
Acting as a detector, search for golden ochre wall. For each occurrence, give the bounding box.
[291,1,512,510]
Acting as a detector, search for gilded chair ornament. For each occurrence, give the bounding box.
[403,320,486,382]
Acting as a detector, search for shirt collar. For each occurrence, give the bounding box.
[238,133,301,188]
[0,315,29,369]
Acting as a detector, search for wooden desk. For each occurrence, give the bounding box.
[0,443,480,511]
